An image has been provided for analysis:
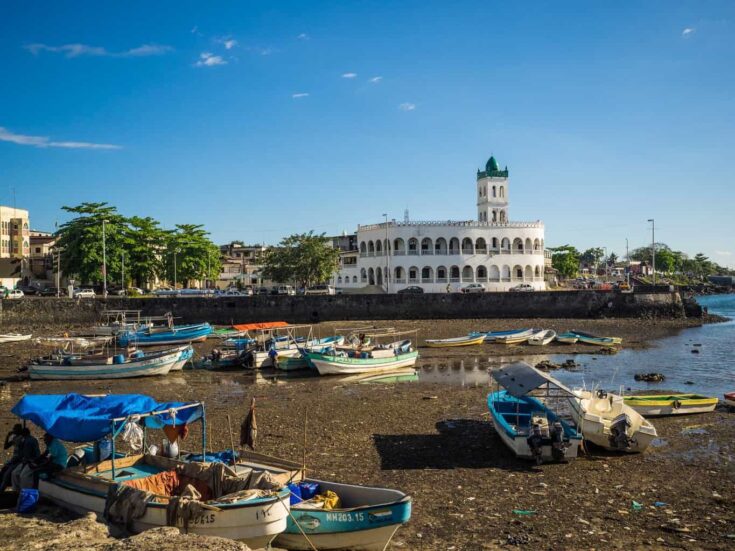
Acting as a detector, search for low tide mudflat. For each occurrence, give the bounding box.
[0,316,733,550]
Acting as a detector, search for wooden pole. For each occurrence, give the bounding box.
[226,414,236,465]
[302,407,308,476]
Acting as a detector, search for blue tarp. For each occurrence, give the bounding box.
[11,393,204,443]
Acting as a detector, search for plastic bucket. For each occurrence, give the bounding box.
[17,489,39,514]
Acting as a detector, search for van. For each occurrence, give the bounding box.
[305,284,336,296]
[276,285,296,296]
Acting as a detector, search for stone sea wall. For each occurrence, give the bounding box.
[0,289,692,327]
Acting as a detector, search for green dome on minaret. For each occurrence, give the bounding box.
[477,153,508,180]
[486,156,499,172]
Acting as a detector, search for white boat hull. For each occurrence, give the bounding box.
[0,333,32,343]
[631,404,717,416]
[251,347,302,368]
[528,330,556,346]
[28,350,179,380]
[490,410,581,461]
[311,354,418,376]
[39,478,288,548]
[276,524,400,551]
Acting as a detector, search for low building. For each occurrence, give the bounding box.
[0,206,30,260]
[217,242,269,289]
[29,231,56,281]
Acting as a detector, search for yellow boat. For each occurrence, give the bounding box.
[623,394,718,417]
[424,334,487,348]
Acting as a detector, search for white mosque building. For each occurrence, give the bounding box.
[333,154,546,292]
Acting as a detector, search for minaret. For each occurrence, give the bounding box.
[476,155,509,224]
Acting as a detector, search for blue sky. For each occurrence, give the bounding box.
[1,1,733,265]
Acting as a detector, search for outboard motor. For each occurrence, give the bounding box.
[549,421,568,462]
[526,424,544,465]
[609,413,633,450]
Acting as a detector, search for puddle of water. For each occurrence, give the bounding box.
[650,438,668,448]
[681,427,708,436]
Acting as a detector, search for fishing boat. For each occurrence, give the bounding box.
[487,362,582,463]
[424,334,486,348]
[308,332,419,376]
[11,394,291,547]
[570,389,657,452]
[28,347,181,380]
[0,333,32,343]
[170,345,194,371]
[623,394,718,416]
[34,336,113,350]
[570,330,622,347]
[528,329,557,346]
[92,310,144,336]
[118,322,212,347]
[555,332,579,344]
[198,348,247,370]
[469,328,532,343]
[493,328,538,345]
[724,392,735,407]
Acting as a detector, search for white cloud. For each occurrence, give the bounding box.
[215,36,238,50]
[247,46,274,56]
[682,27,695,37]
[342,72,357,79]
[292,93,309,98]
[194,52,226,67]
[297,33,309,40]
[369,76,383,83]
[25,43,172,58]
[398,102,416,111]
[0,126,121,150]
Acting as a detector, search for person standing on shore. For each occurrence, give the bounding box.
[446,283,451,293]
[11,428,40,490]
[0,424,24,491]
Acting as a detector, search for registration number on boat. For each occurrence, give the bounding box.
[189,513,216,525]
[326,512,365,522]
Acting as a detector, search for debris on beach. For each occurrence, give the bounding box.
[634,373,666,382]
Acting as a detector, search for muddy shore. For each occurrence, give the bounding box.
[1,316,733,550]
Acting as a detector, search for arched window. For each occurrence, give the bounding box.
[534,265,541,278]
[337,276,342,284]
[435,237,447,254]
[476,265,487,281]
[394,266,405,282]
[501,238,511,251]
[489,265,500,281]
[360,268,367,282]
[475,238,487,253]
[360,241,366,254]
[499,210,506,223]
[384,239,391,254]
[393,238,405,254]
[449,238,460,254]
[513,265,523,279]
[375,240,382,254]
[533,238,540,251]
[513,238,524,252]
[501,265,511,280]
[421,237,433,254]
[376,269,383,285]
[491,237,499,250]
[408,266,419,283]
[492,210,497,223]
[450,265,460,281]
[353,275,358,283]
[499,186,505,198]
[421,266,434,282]
[492,185,496,197]
[462,266,474,282]
[461,238,473,254]
[368,268,374,284]
[437,266,448,282]
[408,238,419,255]
[524,265,533,280]
[368,241,375,254]
[525,238,532,252]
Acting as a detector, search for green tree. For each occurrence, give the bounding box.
[629,243,670,264]
[164,224,221,288]
[607,251,618,265]
[656,249,676,274]
[580,247,604,268]
[125,216,168,289]
[55,202,127,286]
[549,245,580,279]
[262,232,341,288]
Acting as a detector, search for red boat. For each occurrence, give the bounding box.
[725,392,735,407]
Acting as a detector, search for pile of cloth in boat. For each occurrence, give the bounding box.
[103,454,287,531]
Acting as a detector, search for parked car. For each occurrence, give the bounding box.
[275,285,296,296]
[19,286,39,295]
[510,284,534,292]
[305,284,336,296]
[39,287,60,297]
[127,287,145,296]
[461,283,486,294]
[73,288,96,298]
[256,287,270,296]
[397,286,424,294]
[6,289,24,299]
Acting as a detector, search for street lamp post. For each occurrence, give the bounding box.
[102,219,108,298]
[602,246,608,280]
[121,251,125,292]
[647,219,656,285]
[173,248,178,290]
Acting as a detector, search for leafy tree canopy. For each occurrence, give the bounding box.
[262,232,341,288]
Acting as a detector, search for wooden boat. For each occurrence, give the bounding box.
[424,334,486,348]
[308,341,418,376]
[170,345,194,371]
[11,395,290,547]
[197,450,412,551]
[28,347,181,380]
[724,392,735,407]
[0,333,32,343]
[493,328,538,345]
[488,363,582,463]
[570,389,657,452]
[199,349,247,370]
[623,394,718,416]
[117,322,212,347]
[570,330,622,347]
[555,332,579,344]
[469,328,532,343]
[528,329,557,346]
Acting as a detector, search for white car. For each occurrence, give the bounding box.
[461,283,486,294]
[305,284,336,296]
[510,284,535,292]
[275,285,296,296]
[6,289,24,300]
[74,288,96,298]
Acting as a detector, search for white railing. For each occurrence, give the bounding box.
[394,251,405,256]
[422,278,434,284]
[408,250,419,255]
[461,249,474,255]
[450,277,460,282]
[435,250,447,255]
[358,219,544,231]
[408,278,419,284]
[436,277,448,283]
[477,277,488,282]
[395,277,406,284]
[421,250,433,255]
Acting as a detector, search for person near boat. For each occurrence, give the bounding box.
[268,346,279,369]
[28,433,68,487]
[0,424,24,491]
[11,427,40,490]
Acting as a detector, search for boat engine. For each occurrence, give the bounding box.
[549,421,568,462]
[526,424,544,464]
[608,413,634,450]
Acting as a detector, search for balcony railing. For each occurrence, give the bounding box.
[422,278,434,283]
[461,248,474,255]
[448,249,460,255]
[435,250,447,255]
[476,247,488,254]
[394,277,406,284]
[408,250,419,255]
[358,219,544,231]
[421,249,433,255]
[500,249,511,254]
[477,276,488,282]
[436,276,448,283]
[450,277,460,282]
[408,277,419,284]
[394,250,405,256]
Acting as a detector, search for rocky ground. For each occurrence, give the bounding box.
[0,316,733,550]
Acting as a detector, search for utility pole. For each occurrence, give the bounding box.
[56,246,61,297]
[102,219,108,297]
[383,213,389,293]
[121,251,125,291]
[173,249,178,290]
[647,219,656,285]
[625,238,630,286]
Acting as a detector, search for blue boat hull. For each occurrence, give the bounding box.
[118,323,212,346]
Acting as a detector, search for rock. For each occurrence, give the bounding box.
[691,349,700,354]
